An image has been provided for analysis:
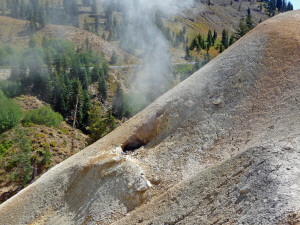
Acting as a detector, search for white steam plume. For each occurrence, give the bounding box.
[101,0,193,104]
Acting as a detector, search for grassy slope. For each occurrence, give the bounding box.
[38,24,138,64]
[0,95,86,203]
[166,0,269,61]
[0,15,138,64]
[182,0,268,36]
[0,16,29,50]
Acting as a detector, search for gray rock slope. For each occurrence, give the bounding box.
[1,10,300,225]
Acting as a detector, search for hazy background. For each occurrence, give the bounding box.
[290,0,300,10]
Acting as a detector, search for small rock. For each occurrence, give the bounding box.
[184,100,195,108]
[151,176,161,185]
[213,98,224,108]
[134,179,152,192]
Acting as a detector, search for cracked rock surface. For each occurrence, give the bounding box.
[1,10,300,225]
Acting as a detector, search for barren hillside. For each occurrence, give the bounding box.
[1,10,300,225]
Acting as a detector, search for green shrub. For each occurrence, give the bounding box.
[0,138,12,159]
[0,80,22,98]
[23,105,63,127]
[7,172,16,182]
[13,130,32,186]
[41,148,52,168]
[174,64,194,81]
[0,89,5,99]
[0,92,22,133]
[6,155,19,169]
[123,92,146,117]
[50,142,56,147]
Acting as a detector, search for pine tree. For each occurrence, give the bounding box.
[282,0,286,11]
[277,0,283,12]
[1,1,5,15]
[86,105,116,145]
[70,79,84,127]
[83,18,90,31]
[98,75,107,102]
[91,65,100,82]
[63,0,79,26]
[85,37,90,50]
[246,8,254,30]
[86,104,106,144]
[110,51,118,65]
[112,82,125,118]
[219,44,224,53]
[19,0,25,18]
[200,37,205,49]
[104,4,113,30]
[37,6,47,28]
[92,0,97,14]
[81,89,92,129]
[185,46,190,60]
[221,29,229,49]
[287,1,293,11]
[53,75,67,116]
[268,0,276,15]
[10,0,20,18]
[41,36,48,48]
[29,34,36,48]
[207,29,213,47]
[190,38,198,51]
[102,32,106,40]
[206,42,210,53]
[193,57,201,71]
[108,29,113,41]
[235,18,248,39]
[95,15,99,35]
[19,59,27,87]
[213,30,217,45]
[202,52,211,66]
[102,61,109,79]
[28,51,43,93]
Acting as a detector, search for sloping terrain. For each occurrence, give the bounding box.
[167,0,269,62]
[0,16,29,49]
[1,10,300,225]
[181,0,269,35]
[115,138,300,224]
[0,15,137,63]
[39,24,138,64]
[0,96,86,204]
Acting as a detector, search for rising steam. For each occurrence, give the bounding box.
[102,0,194,104]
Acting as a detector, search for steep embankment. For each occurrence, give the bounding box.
[1,10,300,225]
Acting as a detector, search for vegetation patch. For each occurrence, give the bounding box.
[22,105,63,128]
[0,138,12,159]
[0,90,22,133]
[0,80,22,98]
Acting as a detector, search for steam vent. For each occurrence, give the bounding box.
[1,10,300,225]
